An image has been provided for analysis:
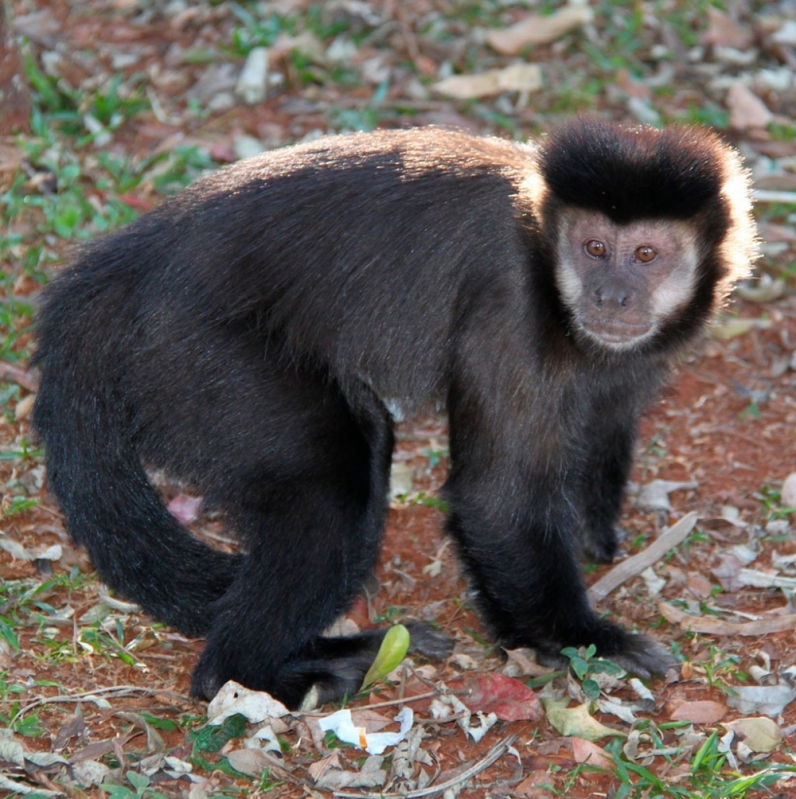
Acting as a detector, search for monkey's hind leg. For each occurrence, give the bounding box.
[189,376,448,709]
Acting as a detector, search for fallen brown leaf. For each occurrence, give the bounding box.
[727,82,774,130]
[670,700,728,724]
[702,9,754,49]
[571,737,613,770]
[433,64,542,99]
[487,5,593,55]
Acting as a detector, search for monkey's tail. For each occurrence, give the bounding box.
[31,298,241,638]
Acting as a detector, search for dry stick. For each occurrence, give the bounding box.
[10,685,190,724]
[0,359,39,392]
[754,189,796,204]
[303,690,441,716]
[362,690,439,711]
[588,511,699,603]
[330,733,519,799]
[659,601,796,636]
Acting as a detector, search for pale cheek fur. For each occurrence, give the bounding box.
[650,241,699,319]
[555,252,584,308]
[650,274,696,318]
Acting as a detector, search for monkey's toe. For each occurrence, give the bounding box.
[608,634,678,680]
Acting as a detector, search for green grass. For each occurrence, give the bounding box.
[607,731,796,798]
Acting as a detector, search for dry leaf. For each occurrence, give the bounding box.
[686,571,714,599]
[670,700,728,724]
[635,479,698,512]
[433,64,542,99]
[269,31,327,65]
[725,717,782,752]
[726,83,774,130]
[308,752,343,782]
[589,512,698,602]
[206,681,289,725]
[782,473,796,507]
[571,737,613,770]
[14,394,35,421]
[503,647,557,678]
[389,461,413,499]
[0,536,61,562]
[543,698,625,742]
[726,685,796,718]
[0,144,26,173]
[487,5,593,55]
[313,755,386,790]
[735,275,786,303]
[226,748,270,777]
[772,19,796,46]
[449,672,543,722]
[736,568,796,591]
[709,317,771,340]
[702,9,753,49]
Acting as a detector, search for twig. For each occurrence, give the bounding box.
[754,189,796,204]
[357,690,440,712]
[330,733,519,799]
[588,511,699,602]
[0,360,39,392]
[10,685,190,724]
[659,602,796,636]
[303,690,440,716]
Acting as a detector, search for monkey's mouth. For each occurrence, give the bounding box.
[582,319,653,346]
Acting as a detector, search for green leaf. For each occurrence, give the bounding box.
[126,771,150,792]
[191,713,248,754]
[361,624,411,689]
[139,713,178,732]
[99,784,136,799]
[583,678,601,701]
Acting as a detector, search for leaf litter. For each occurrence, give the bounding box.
[3,0,796,796]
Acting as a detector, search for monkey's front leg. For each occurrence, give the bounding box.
[576,378,661,564]
[576,414,636,564]
[443,464,675,679]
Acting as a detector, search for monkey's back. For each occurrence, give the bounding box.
[41,129,541,411]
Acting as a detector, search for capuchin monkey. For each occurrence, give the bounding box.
[31,118,758,709]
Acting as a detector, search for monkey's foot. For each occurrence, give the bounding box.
[536,629,676,681]
[191,621,453,709]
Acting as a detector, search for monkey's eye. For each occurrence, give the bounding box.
[584,240,606,258]
[634,246,657,263]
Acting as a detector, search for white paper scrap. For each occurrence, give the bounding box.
[318,708,413,755]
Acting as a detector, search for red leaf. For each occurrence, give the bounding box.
[449,672,543,722]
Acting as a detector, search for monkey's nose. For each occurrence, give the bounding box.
[595,285,631,309]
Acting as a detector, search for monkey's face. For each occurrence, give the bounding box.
[555,209,700,351]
